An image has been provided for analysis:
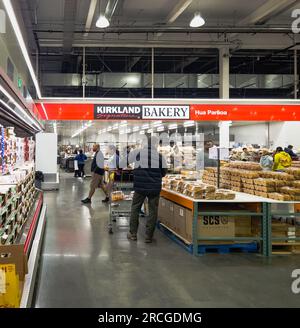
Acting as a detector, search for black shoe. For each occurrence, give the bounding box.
[81,198,91,204]
[102,197,110,203]
[145,237,153,243]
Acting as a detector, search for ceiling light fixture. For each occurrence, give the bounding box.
[184,120,195,127]
[3,0,42,99]
[189,12,205,28]
[53,122,57,134]
[96,15,110,28]
[156,125,165,132]
[168,123,178,130]
[0,84,41,130]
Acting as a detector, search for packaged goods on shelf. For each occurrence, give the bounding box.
[268,193,294,201]
[293,181,300,188]
[228,161,262,171]
[283,167,300,179]
[280,187,300,195]
[259,171,294,180]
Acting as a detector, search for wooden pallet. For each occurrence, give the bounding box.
[272,242,300,255]
[157,222,258,255]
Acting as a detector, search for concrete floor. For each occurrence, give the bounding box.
[34,172,300,308]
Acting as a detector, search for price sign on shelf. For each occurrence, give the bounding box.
[0,268,6,294]
[209,147,230,160]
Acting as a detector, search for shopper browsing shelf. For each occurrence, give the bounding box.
[126,136,167,243]
[81,144,108,204]
[259,149,273,171]
[284,145,298,160]
[241,148,251,161]
[75,149,87,178]
[272,146,292,171]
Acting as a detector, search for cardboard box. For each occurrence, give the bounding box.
[235,216,252,236]
[174,204,187,238]
[0,244,28,308]
[185,210,235,242]
[158,198,169,224]
[166,201,175,230]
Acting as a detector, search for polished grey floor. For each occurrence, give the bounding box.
[34,172,300,308]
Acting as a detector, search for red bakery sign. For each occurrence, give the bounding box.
[36,102,300,121]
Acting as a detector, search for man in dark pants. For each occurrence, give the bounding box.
[127,136,167,243]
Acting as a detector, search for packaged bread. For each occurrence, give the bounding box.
[259,171,294,180]
[255,178,276,187]
[111,191,124,201]
[254,191,269,198]
[228,161,261,171]
[268,193,293,201]
[243,188,255,195]
[241,178,254,184]
[243,183,255,190]
[280,187,300,195]
[293,181,300,188]
[255,185,275,192]
[283,167,300,179]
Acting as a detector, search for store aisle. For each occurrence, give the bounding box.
[34,173,300,308]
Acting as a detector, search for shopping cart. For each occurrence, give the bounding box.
[108,179,134,234]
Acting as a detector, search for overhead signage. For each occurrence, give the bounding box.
[94,105,190,120]
[36,102,300,121]
[142,105,190,119]
[94,105,142,120]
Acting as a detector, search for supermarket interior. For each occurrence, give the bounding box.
[1,0,300,311]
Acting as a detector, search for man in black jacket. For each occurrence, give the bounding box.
[81,144,108,204]
[127,136,167,243]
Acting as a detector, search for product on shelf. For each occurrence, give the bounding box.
[162,175,235,200]
[228,161,262,171]
[202,161,298,201]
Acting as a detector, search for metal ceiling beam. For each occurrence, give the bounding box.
[84,0,98,37]
[238,0,300,25]
[156,0,193,37]
[33,26,294,34]
[105,0,123,20]
[172,56,199,72]
[164,0,193,23]
[62,0,78,55]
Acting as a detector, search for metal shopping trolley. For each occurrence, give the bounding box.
[108,177,134,234]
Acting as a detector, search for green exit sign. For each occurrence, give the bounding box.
[17,77,22,89]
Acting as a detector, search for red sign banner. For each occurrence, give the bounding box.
[36,102,300,121]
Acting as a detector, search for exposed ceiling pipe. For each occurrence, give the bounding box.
[105,0,122,20]
[33,26,294,34]
[156,0,193,37]
[39,40,235,48]
[237,0,300,26]
[84,0,98,37]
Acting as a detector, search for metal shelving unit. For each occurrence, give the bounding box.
[161,188,300,257]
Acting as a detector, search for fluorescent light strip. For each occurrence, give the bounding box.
[0,84,41,130]
[53,122,57,134]
[151,121,162,127]
[157,125,165,132]
[169,124,178,130]
[184,120,195,127]
[3,0,42,99]
[41,103,49,120]
[141,123,149,130]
